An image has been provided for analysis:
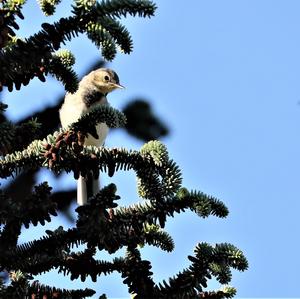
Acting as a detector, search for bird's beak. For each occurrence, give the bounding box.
[113,83,125,89]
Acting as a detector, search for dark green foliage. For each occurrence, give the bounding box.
[0,182,57,228]
[1,271,96,298]
[0,0,156,92]
[87,22,118,61]
[0,107,247,297]
[38,0,62,16]
[0,1,25,49]
[0,117,42,155]
[0,1,247,298]
[49,50,79,92]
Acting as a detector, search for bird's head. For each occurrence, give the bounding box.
[91,68,124,94]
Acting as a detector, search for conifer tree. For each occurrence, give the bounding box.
[0,1,248,298]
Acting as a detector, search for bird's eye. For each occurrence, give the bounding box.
[104,75,110,82]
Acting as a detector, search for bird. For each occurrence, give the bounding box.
[59,68,124,205]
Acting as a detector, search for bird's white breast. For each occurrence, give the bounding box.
[85,123,109,146]
[59,89,109,147]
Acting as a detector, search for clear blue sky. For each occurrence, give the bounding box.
[4,0,300,297]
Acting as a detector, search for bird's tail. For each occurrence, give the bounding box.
[77,174,100,205]
[77,176,87,206]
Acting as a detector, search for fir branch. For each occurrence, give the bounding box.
[0,228,82,275]
[182,189,229,218]
[114,187,228,231]
[0,121,15,155]
[0,0,156,91]
[92,0,157,19]
[1,39,49,91]
[28,282,96,299]
[19,182,57,228]
[48,52,79,93]
[0,141,184,241]
[140,140,169,167]
[6,276,97,299]
[0,129,225,252]
[0,0,25,49]
[155,242,247,298]
[5,228,121,280]
[86,21,118,61]
[0,139,44,178]
[96,16,133,54]
[0,218,22,249]
[0,270,29,299]
[0,182,58,264]
[0,182,56,228]
[74,185,169,253]
[0,181,245,297]
[0,118,42,155]
[3,169,37,211]
[142,225,174,252]
[0,104,126,178]
[58,250,123,282]
[121,248,155,298]
[160,159,182,196]
[75,184,123,253]
[71,103,127,134]
[11,227,80,261]
[1,0,26,11]
[52,49,76,68]
[37,0,62,16]
[1,181,188,266]
[198,286,237,299]
[211,243,249,272]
